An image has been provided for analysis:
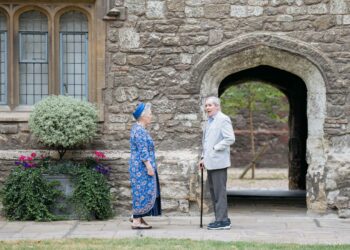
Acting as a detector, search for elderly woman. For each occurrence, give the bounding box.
[129,102,161,229]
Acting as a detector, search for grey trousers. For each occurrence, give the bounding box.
[207,167,228,222]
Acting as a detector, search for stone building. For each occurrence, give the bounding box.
[0,0,349,218]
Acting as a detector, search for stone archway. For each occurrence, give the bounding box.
[191,33,338,213]
[219,65,307,191]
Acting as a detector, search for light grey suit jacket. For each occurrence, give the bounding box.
[202,111,235,170]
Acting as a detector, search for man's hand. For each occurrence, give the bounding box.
[198,159,204,170]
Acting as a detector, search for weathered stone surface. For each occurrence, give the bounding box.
[2,0,350,218]
[204,4,230,19]
[208,29,223,45]
[118,29,140,50]
[125,0,146,15]
[127,54,151,66]
[185,6,204,17]
[167,0,185,12]
[112,53,127,65]
[330,0,348,15]
[0,125,18,134]
[146,1,166,19]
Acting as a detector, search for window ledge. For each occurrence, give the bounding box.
[0,104,104,122]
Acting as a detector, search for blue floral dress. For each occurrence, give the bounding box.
[129,123,161,218]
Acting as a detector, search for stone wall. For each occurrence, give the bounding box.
[102,0,350,217]
[1,0,350,218]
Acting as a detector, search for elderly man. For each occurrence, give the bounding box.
[199,96,235,230]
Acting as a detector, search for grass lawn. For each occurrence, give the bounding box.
[0,238,349,250]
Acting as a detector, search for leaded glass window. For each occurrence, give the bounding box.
[19,11,48,105]
[0,12,7,105]
[60,11,88,101]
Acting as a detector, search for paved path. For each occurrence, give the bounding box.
[0,201,349,245]
[0,215,349,244]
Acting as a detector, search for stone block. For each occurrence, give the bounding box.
[174,113,198,121]
[105,123,127,132]
[139,90,159,100]
[338,208,350,218]
[108,114,129,123]
[247,0,268,6]
[154,24,178,33]
[178,199,189,213]
[180,53,193,64]
[180,35,208,45]
[230,5,247,17]
[335,196,349,209]
[230,5,263,17]
[146,1,166,19]
[204,4,230,19]
[0,124,18,134]
[271,0,295,6]
[304,0,322,4]
[343,15,350,25]
[162,36,180,46]
[127,54,151,66]
[113,87,138,102]
[160,182,189,199]
[286,6,307,15]
[307,4,328,15]
[167,0,185,12]
[330,0,348,14]
[276,15,293,22]
[208,29,223,45]
[161,199,179,211]
[119,28,140,49]
[112,53,127,65]
[185,0,204,6]
[125,0,146,14]
[185,6,204,17]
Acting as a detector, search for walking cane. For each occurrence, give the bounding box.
[200,167,203,228]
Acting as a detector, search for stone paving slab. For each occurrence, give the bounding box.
[0,214,349,245]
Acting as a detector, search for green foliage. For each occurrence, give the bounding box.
[221,82,288,122]
[72,165,113,220]
[3,156,113,221]
[28,95,98,151]
[2,167,61,221]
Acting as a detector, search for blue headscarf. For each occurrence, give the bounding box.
[132,102,145,120]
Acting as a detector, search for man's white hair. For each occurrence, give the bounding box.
[205,96,221,107]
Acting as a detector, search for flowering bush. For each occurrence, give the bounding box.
[89,151,111,175]
[3,151,113,221]
[15,152,43,169]
[3,153,60,221]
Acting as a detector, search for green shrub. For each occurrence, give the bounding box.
[72,166,113,220]
[28,95,98,159]
[3,167,61,221]
[2,152,114,221]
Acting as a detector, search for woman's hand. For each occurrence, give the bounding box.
[147,168,155,176]
[144,160,155,176]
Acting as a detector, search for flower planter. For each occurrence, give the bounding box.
[43,174,78,220]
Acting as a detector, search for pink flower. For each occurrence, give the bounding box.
[94,151,106,159]
[31,152,37,158]
[19,155,26,161]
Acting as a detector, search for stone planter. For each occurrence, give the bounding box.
[43,174,77,219]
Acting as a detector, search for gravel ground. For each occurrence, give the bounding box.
[227,168,289,190]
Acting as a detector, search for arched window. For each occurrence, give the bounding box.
[19,10,48,105]
[0,12,7,104]
[60,11,88,100]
